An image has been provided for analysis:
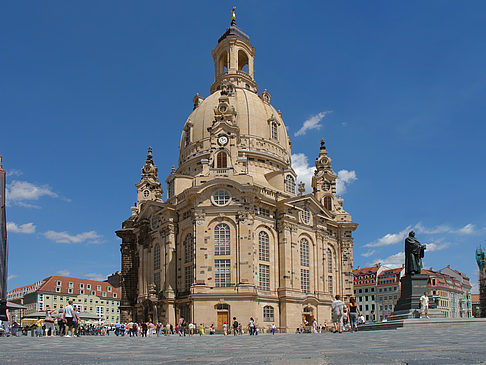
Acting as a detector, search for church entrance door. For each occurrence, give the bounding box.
[217,311,228,329]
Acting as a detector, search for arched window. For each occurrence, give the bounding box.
[216,151,228,168]
[327,248,333,273]
[214,223,230,255]
[263,306,274,322]
[184,233,193,263]
[219,51,228,74]
[300,238,310,267]
[271,122,278,140]
[238,50,249,73]
[184,130,190,147]
[258,231,269,262]
[154,244,160,270]
[324,196,332,210]
[285,175,295,194]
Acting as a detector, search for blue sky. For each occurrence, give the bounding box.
[2,1,485,292]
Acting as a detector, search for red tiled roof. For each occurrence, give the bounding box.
[38,276,121,298]
[9,282,39,292]
[353,266,380,275]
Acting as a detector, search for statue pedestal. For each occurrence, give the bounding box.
[389,274,444,320]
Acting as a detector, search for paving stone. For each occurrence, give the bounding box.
[0,323,485,364]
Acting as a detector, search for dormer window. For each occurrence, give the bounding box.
[271,122,278,140]
[216,151,228,168]
[323,196,332,210]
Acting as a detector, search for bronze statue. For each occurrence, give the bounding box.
[405,231,426,275]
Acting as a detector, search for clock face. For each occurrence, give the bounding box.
[218,135,228,146]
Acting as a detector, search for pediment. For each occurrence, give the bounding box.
[280,194,334,220]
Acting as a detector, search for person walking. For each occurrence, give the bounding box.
[57,309,65,337]
[44,309,55,337]
[141,322,148,337]
[223,321,227,336]
[199,323,205,335]
[232,317,238,336]
[271,323,276,335]
[249,317,255,335]
[63,300,77,337]
[331,295,345,333]
[420,291,430,319]
[348,297,360,332]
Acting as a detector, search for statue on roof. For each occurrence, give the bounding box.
[405,231,426,275]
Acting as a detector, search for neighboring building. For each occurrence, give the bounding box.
[353,265,380,322]
[8,276,121,324]
[105,272,122,290]
[116,16,357,331]
[376,267,404,321]
[424,267,472,318]
[472,294,480,317]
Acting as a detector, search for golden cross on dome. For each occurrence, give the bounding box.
[231,6,236,25]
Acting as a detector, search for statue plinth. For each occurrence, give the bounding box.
[389,274,442,320]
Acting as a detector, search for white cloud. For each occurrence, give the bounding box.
[6,169,22,177]
[426,241,450,252]
[44,230,102,244]
[361,249,376,258]
[371,252,404,269]
[471,281,479,294]
[7,274,17,281]
[7,180,59,201]
[365,225,413,247]
[291,153,315,192]
[336,169,357,195]
[57,270,71,276]
[85,273,106,282]
[7,222,36,234]
[294,111,331,137]
[415,222,477,235]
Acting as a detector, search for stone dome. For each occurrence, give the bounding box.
[179,87,291,167]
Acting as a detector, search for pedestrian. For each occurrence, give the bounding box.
[249,317,255,335]
[165,323,170,336]
[312,319,318,334]
[420,291,430,319]
[63,300,77,337]
[44,309,55,337]
[271,323,276,335]
[35,318,43,337]
[156,322,161,337]
[232,317,238,336]
[342,307,349,332]
[57,309,65,337]
[199,323,205,335]
[348,297,360,332]
[209,324,215,335]
[141,322,148,337]
[223,321,227,335]
[331,295,345,333]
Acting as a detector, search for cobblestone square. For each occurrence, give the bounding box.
[1,323,485,364]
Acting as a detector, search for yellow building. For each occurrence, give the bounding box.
[117,15,357,331]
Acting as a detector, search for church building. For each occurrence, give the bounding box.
[116,14,357,331]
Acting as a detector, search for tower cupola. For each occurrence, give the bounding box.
[136,147,163,205]
[210,7,257,94]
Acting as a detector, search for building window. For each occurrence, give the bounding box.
[154,272,160,291]
[184,130,190,147]
[259,264,270,291]
[56,281,62,286]
[184,233,194,263]
[107,286,112,292]
[216,151,228,168]
[301,208,311,225]
[284,175,295,194]
[215,259,231,287]
[167,180,174,199]
[327,248,333,273]
[214,223,231,255]
[258,231,270,262]
[212,190,231,206]
[154,244,160,270]
[86,284,91,290]
[91,291,96,295]
[185,266,193,290]
[56,287,61,293]
[263,306,274,322]
[324,196,332,210]
[113,293,117,298]
[102,292,107,297]
[68,282,73,288]
[79,283,84,289]
[271,122,278,140]
[96,306,104,319]
[79,290,84,295]
[300,238,310,267]
[68,288,73,294]
[328,276,333,294]
[97,285,101,291]
[301,269,310,293]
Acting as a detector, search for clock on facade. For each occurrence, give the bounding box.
[217,135,228,146]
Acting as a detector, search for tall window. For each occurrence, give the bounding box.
[215,259,231,287]
[184,233,194,263]
[328,276,333,295]
[259,264,270,291]
[154,272,160,291]
[214,223,230,255]
[216,151,227,168]
[184,266,193,290]
[258,231,270,261]
[327,248,333,273]
[271,122,278,140]
[154,244,160,270]
[167,180,174,199]
[301,269,310,293]
[324,196,332,210]
[285,175,295,194]
[263,306,274,322]
[300,238,310,267]
[184,130,190,147]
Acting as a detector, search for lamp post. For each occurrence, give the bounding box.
[0,156,8,321]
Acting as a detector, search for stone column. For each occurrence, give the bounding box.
[116,228,137,323]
